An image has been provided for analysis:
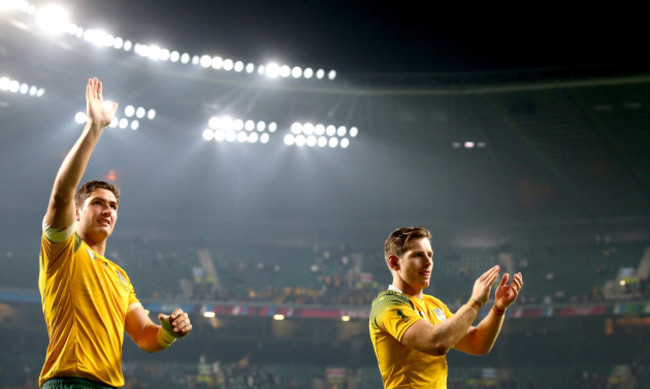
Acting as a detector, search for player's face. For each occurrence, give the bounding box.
[76,188,119,241]
[396,238,434,294]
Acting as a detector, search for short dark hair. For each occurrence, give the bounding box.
[384,226,431,261]
[74,180,120,208]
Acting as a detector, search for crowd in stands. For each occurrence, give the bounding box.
[1,234,649,308]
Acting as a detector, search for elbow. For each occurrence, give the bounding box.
[428,342,453,356]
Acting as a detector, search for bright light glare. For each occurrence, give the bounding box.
[74,112,87,124]
[203,312,216,318]
[340,138,350,148]
[147,109,156,120]
[265,62,280,78]
[130,120,139,130]
[36,5,70,35]
[341,315,350,322]
[349,127,358,137]
[273,314,285,321]
[283,134,295,146]
[124,105,135,117]
[202,129,214,141]
[328,70,337,80]
[260,133,270,144]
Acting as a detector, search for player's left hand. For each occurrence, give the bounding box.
[494,272,523,310]
[158,308,192,338]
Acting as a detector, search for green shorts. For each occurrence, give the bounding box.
[42,377,116,389]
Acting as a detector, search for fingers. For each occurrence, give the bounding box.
[169,309,192,335]
[498,273,509,288]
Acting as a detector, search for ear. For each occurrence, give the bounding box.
[388,255,399,270]
[75,206,80,221]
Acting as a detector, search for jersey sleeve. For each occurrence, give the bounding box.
[372,293,423,342]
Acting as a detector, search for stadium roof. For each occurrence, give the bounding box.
[1,1,649,247]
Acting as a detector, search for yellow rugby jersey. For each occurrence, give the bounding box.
[369,289,453,389]
[38,230,139,388]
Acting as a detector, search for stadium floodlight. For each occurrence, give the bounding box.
[260,133,270,144]
[236,131,247,143]
[158,48,171,62]
[314,124,325,136]
[109,117,118,128]
[199,55,211,68]
[244,120,255,131]
[317,136,327,148]
[340,138,349,148]
[290,122,302,134]
[245,63,255,73]
[35,4,70,35]
[303,122,314,135]
[203,312,216,318]
[328,138,338,148]
[124,105,135,117]
[464,141,475,149]
[113,37,124,50]
[273,314,285,321]
[291,66,302,78]
[135,107,146,119]
[256,121,266,132]
[223,59,234,71]
[75,112,87,124]
[119,118,128,129]
[306,135,317,147]
[208,116,220,129]
[280,65,291,78]
[19,83,28,94]
[328,70,337,80]
[214,130,225,142]
[268,122,277,132]
[225,130,237,142]
[130,120,139,131]
[234,61,244,72]
[202,129,214,141]
[211,56,223,69]
[147,109,156,120]
[233,119,244,131]
[337,126,347,137]
[303,68,313,79]
[295,135,306,147]
[316,69,325,80]
[265,62,280,79]
[169,51,180,63]
[123,40,132,51]
[325,125,336,137]
[180,53,190,64]
[341,315,351,322]
[248,132,259,143]
[349,127,358,137]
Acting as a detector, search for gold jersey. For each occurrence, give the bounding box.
[369,289,453,389]
[39,229,139,387]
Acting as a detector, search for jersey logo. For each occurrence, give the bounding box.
[433,308,446,321]
[86,248,98,261]
[396,310,410,323]
[115,270,127,285]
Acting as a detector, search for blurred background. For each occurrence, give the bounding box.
[1,1,649,388]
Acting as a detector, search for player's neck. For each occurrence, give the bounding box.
[391,280,424,299]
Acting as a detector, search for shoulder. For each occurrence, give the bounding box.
[371,290,413,316]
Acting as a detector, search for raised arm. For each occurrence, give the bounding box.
[454,272,523,355]
[44,78,118,228]
[400,265,501,356]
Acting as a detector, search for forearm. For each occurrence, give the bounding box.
[428,299,481,354]
[47,123,104,226]
[463,306,506,355]
[132,323,168,353]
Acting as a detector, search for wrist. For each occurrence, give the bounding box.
[468,298,483,311]
[492,305,506,316]
[157,325,176,348]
